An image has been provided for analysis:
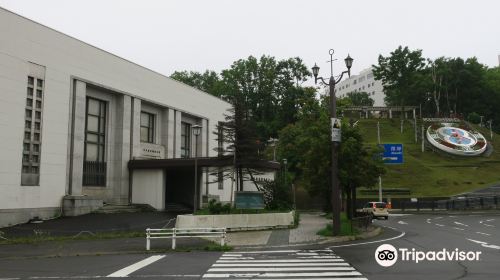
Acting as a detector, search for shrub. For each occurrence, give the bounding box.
[468,112,481,124]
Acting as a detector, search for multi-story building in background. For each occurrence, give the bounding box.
[335,67,385,106]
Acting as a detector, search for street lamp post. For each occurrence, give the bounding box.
[268,137,278,161]
[312,49,353,235]
[192,124,202,212]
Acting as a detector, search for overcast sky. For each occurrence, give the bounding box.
[1,0,499,81]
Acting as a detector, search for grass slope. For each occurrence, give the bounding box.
[357,118,500,197]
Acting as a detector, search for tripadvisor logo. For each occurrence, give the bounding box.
[375,244,482,267]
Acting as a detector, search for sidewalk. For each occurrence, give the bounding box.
[0,212,379,259]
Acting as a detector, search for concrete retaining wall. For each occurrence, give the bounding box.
[175,211,295,231]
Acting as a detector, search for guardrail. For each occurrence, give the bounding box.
[397,195,500,211]
[146,227,226,250]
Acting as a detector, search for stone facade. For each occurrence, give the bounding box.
[0,8,232,227]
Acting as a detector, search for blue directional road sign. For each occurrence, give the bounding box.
[380,143,403,164]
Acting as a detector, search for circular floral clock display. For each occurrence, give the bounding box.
[426,123,487,156]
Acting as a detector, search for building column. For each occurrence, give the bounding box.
[166,109,175,158]
[131,98,141,158]
[413,109,416,119]
[389,109,392,119]
[113,95,132,204]
[365,110,368,119]
[69,80,86,196]
[174,111,182,158]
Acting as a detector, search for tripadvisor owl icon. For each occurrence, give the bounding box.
[375,244,398,267]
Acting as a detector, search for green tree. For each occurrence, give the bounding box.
[170,70,226,98]
[345,91,375,106]
[372,46,426,107]
[278,96,383,215]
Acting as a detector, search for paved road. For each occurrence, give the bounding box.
[1,213,499,279]
[327,213,500,280]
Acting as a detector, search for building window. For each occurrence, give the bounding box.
[21,76,44,186]
[83,97,107,186]
[180,122,191,158]
[140,112,155,143]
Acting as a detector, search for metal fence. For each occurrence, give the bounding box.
[398,196,500,211]
[83,161,106,186]
[351,214,373,231]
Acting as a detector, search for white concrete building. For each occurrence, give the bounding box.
[0,8,242,227]
[334,67,385,106]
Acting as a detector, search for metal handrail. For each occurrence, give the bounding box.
[146,227,226,250]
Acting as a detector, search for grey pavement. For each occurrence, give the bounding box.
[0,212,367,259]
[325,213,500,280]
[0,212,178,237]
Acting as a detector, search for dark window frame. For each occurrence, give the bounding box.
[180,122,191,158]
[140,111,155,143]
[83,97,107,186]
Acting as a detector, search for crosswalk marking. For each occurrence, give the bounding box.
[213,263,350,267]
[217,259,345,263]
[202,250,367,279]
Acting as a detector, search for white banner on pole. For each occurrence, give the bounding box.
[331,118,341,142]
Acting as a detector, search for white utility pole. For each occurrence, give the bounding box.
[421,125,425,152]
[377,121,381,144]
[377,122,382,202]
[414,119,417,143]
[378,176,382,202]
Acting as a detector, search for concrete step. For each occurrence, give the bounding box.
[93,204,147,214]
[164,203,192,213]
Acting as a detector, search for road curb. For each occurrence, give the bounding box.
[232,226,382,250]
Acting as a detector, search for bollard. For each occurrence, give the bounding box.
[172,228,176,250]
[221,230,226,247]
[146,228,150,251]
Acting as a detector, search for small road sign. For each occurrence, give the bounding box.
[380,143,403,164]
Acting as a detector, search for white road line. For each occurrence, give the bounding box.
[476,232,491,236]
[222,254,242,257]
[212,263,350,267]
[398,220,408,225]
[217,259,344,263]
[467,239,500,250]
[208,267,355,272]
[389,214,413,217]
[297,256,340,259]
[486,219,495,222]
[426,219,431,224]
[435,224,445,227]
[202,278,367,280]
[483,224,495,227]
[327,229,405,249]
[107,255,165,277]
[230,250,298,254]
[453,227,465,231]
[219,257,255,260]
[454,221,469,227]
[435,216,443,219]
[203,271,363,278]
